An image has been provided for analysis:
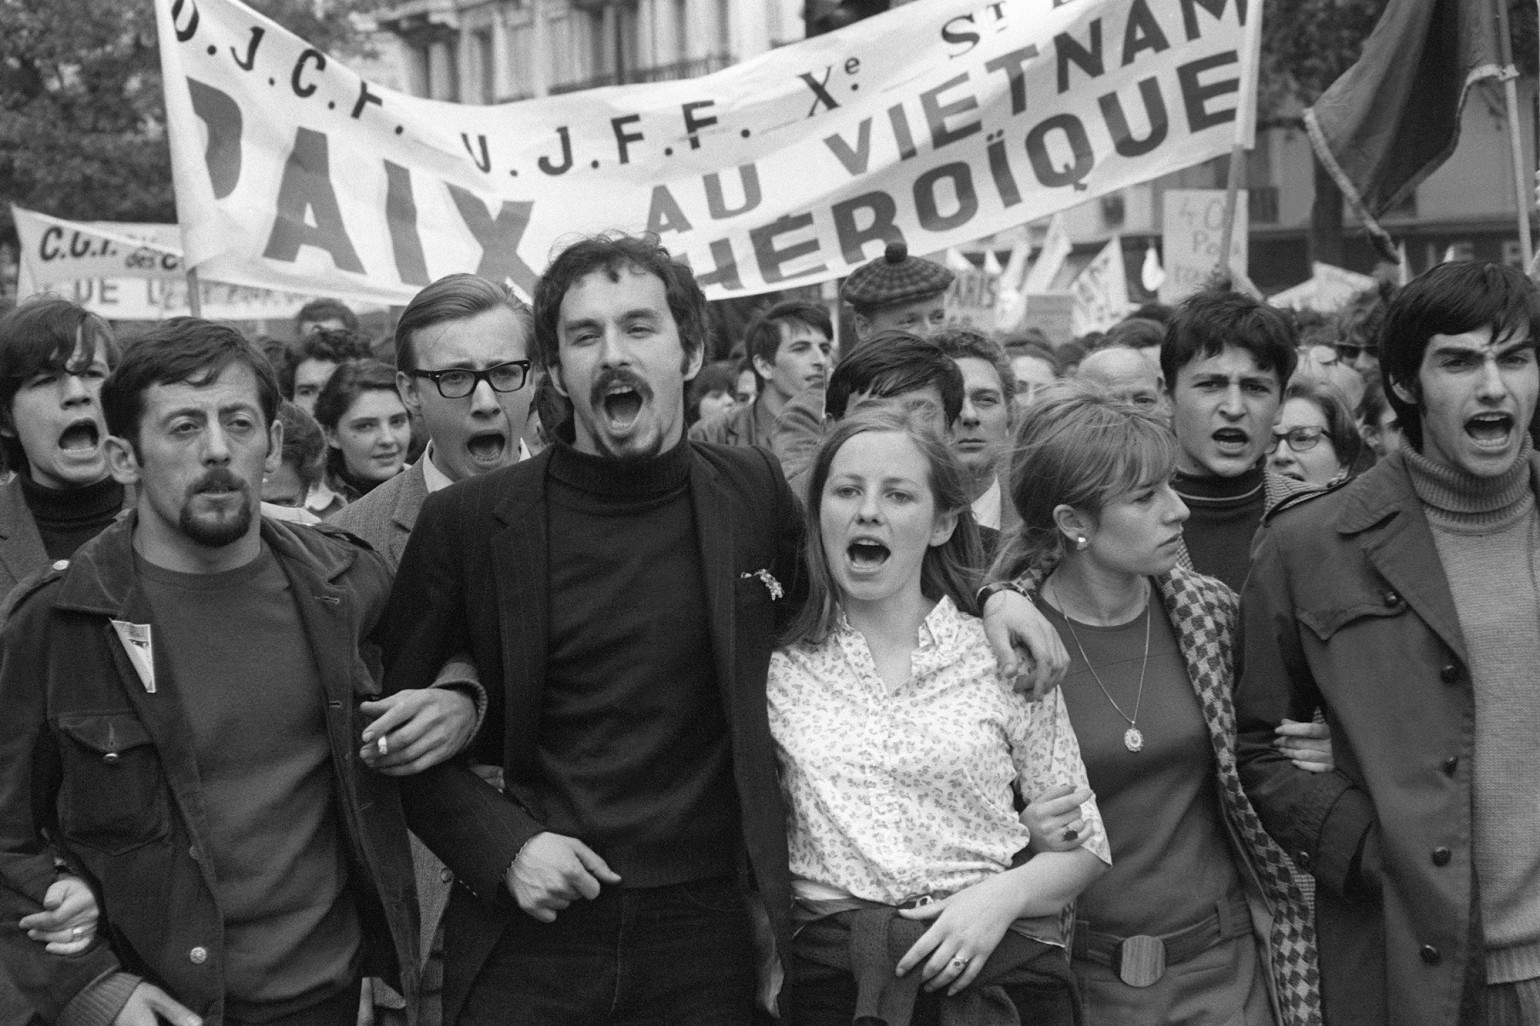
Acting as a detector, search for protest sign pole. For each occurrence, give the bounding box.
[186,267,203,317]
[1216,144,1245,277]
[1495,0,1533,262]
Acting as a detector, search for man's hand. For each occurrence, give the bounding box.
[113,983,200,1026]
[1274,718,1334,773]
[982,589,1068,699]
[507,833,621,923]
[19,876,98,955]
[359,688,476,776]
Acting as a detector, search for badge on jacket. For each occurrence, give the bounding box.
[110,620,156,694]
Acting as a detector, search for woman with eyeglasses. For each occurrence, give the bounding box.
[1268,378,1363,487]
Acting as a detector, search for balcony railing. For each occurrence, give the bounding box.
[550,53,733,94]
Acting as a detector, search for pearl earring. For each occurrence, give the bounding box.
[1075,536,1089,550]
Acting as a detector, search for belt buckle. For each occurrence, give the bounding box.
[1115,935,1166,988]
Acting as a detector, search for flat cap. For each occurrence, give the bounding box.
[840,241,954,310]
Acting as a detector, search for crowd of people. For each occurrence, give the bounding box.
[0,229,1532,1026]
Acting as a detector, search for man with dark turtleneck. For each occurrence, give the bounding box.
[0,298,127,603]
[1158,287,1312,592]
[1236,262,1540,1026]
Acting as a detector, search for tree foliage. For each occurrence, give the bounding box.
[0,0,384,234]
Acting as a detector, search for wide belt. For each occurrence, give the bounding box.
[1073,893,1252,988]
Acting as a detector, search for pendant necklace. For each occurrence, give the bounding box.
[1051,578,1152,753]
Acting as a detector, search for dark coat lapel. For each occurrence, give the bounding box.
[690,454,737,721]
[491,463,550,784]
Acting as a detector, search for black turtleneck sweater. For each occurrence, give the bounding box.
[19,473,124,560]
[540,435,739,887]
[1172,463,1266,593]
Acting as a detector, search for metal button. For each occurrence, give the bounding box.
[189,946,208,965]
[439,868,453,883]
[1432,847,1452,867]
[188,846,199,861]
[51,560,68,572]
[1420,945,1440,965]
[102,752,120,765]
[1440,663,1460,684]
[1383,590,1402,607]
[1295,850,1313,872]
[1442,756,1459,776]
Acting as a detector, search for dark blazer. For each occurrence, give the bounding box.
[377,440,803,1024]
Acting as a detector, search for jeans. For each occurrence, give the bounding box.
[459,876,755,1026]
[789,955,1077,1026]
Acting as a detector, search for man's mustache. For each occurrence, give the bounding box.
[589,368,654,410]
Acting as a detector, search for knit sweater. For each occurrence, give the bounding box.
[1406,440,1540,984]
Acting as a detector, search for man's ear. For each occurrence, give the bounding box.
[752,353,775,382]
[265,417,284,477]
[683,344,705,383]
[396,371,423,417]
[852,311,872,341]
[104,436,141,486]
[550,363,569,399]
[1391,377,1417,406]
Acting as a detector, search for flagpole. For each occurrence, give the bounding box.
[185,267,203,317]
[1495,0,1533,263]
[1216,144,1245,279]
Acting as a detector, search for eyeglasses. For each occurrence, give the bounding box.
[1333,341,1378,362]
[409,361,532,399]
[1266,426,1328,454]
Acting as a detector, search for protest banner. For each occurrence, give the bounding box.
[1021,212,1074,295]
[945,261,999,329]
[1159,187,1247,305]
[1267,261,1377,314]
[156,0,1262,303]
[13,206,361,321]
[1070,235,1133,334]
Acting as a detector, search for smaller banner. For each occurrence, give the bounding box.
[13,206,372,321]
[1268,261,1377,314]
[1071,235,1133,335]
[1159,188,1247,306]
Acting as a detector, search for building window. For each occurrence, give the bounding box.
[472,29,495,104]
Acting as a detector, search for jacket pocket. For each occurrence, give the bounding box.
[55,713,170,855]
[1294,591,1405,642]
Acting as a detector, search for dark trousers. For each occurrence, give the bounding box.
[459,876,755,1026]
[226,981,362,1026]
[789,956,1078,1026]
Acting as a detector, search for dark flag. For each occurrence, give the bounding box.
[1304,0,1502,257]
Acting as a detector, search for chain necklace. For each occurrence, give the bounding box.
[1049,578,1152,753]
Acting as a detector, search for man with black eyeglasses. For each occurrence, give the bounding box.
[331,273,535,570]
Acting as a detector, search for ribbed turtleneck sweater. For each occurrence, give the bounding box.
[1405,440,1540,984]
[18,473,124,560]
[540,434,740,887]
[1172,463,1266,593]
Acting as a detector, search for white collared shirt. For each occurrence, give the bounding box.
[972,476,1003,531]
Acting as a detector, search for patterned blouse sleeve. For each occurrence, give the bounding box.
[1006,687,1112,865]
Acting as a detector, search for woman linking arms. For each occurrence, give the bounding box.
[1000,382,1321,1025]
[768,408,1108,1025]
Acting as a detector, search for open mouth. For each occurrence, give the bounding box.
[846,538,891,570]
[58,421,100,452]
[1466,412,1514,447]
[466,431,507,464]
[602,387,644,430]
[1212,427,1249,452]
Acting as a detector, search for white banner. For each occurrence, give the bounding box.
[156,0,1261,302]
[1268,261,1377,313]
[1070,235,1133,335]
[13,207,363,321]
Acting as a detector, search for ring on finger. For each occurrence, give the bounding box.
[71,926,81,939]
[949,955,969,971]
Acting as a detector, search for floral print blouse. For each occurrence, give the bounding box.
[767,596,1109,939]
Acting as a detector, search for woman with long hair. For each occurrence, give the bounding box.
[769,407,1108,1026]
[312,359,411,504]
[992,381,1320,1025]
